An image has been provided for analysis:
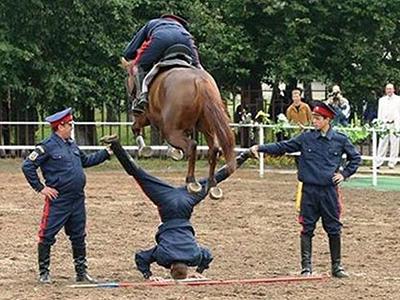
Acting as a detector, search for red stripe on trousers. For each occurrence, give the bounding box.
[336,186,344,219]
[38,197,51,243]
[297,215,305,234]
[133,38,153,66]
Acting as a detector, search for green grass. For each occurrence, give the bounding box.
[344,176,400,191]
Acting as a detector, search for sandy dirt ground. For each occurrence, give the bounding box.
[1,163,399,300]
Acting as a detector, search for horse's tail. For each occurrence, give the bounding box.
[196,77,236,173]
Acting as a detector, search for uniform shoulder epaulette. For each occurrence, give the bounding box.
[41,136,52,144]
[303,128,316,134]
[28,143,47,161]
[335,131,348,137]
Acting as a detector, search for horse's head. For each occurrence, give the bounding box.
[121,57,148,134]
[120,57,137,104]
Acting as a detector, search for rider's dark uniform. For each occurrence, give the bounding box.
[123,16,200,71]
[123,15,201,114]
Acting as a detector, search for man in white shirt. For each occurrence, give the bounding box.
[376,83,400,169]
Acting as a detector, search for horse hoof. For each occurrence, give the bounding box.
[187,182,202,194]
[209,187,223,200]
[139,146,153,158]
[167,147,184,161]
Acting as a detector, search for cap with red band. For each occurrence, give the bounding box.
[312,101,336,119]
[160,14,189,27]
[45,107,73,129]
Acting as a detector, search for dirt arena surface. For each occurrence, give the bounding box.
[1,161,399,299]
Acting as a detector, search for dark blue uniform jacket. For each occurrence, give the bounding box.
[123,18,199,66]
[22,133,110,197]
[258,128,361,186]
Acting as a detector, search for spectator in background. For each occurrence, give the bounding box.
[269,89,291,123]
[234,104,245,124]
[326,85,351,126]
[362,91,378,124]
[286,88,313,126]
[234,104,252,147]
[376,83,400,169]
[269,88,291,141]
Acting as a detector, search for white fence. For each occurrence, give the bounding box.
[0,121,389,186]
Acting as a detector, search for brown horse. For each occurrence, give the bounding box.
[123,62,236,198]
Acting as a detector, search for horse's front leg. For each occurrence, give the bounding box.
[186,139,202,193]
[131,122,152,158]
[208,146,223,200]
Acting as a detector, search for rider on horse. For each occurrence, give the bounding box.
[123,14,201,114]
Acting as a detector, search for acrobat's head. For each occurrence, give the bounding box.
[170,262,188,280]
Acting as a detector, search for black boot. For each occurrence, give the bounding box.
[72,246,97,283]
[132,68,148,114]
[237,151,251,167]
[329,234,349,278]
[100,135,140,177]
[300,234,312,276]
[38,243,52,284]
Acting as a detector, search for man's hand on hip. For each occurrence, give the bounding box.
[40,186,59,200]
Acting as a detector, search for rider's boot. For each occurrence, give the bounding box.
[132,67,148,115]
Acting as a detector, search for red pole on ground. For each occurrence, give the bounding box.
[70,275,328,289]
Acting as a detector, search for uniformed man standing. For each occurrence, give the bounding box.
[22,108,112,284]
[100,135,249,281]
[250,101,361,278]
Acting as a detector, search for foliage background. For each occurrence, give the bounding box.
[1,0,400,125]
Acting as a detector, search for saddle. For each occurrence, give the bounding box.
[142,44,197,95]
[161,44,194,64]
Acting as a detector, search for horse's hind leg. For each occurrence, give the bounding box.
[165,130,201,193]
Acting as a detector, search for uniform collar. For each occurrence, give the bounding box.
[316,127,334,140]
[290,102,304,109]
[51,132,69,146]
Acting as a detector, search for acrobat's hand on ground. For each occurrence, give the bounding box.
[148,276,165,282]
[249,145,260,159]
[188,272,206,279]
